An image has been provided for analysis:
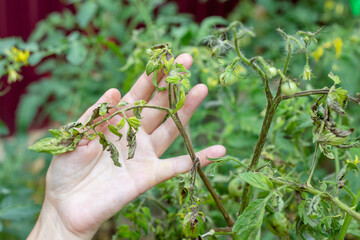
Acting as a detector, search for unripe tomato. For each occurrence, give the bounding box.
[281,80,297,96]
[265,212,290,237]
[228,178,243,198]
[265,67,277,79]
[220,70,238,87]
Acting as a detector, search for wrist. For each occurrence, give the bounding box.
[27,199,95,240]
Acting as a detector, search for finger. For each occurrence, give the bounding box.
[151,84,208,157]
[154,145,226,185]
[121,53,193,108]
[76,88,121,146]
[141,55,194,134]
[77,88,121,125]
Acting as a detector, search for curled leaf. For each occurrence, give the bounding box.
[29,129,83,155]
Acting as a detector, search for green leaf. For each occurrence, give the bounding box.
[99,102,110,116]
[117,101,128,107]
[165,75,180,84]
[108,125,123,141]
[28,51,46,66]
[0,197,40,220]
[142,207,151,221]
[0,119,9,136]
[146,58,160,76]
[66,43,88,65]
[182,78,190,90]
[233,199,266,239]
[86,133,97,140]
[328,71,341,84]
[173,88,186,113]
[175,63,190,74]
[76,1,98,29]
[133,100,146,119]
[152,69,160,89]
[127,117,141,129]
[238,172,273,191]
[117,118,126,129]
[0,60,5,77]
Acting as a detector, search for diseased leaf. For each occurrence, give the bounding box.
[233,199,266,238]
[97,131,121,166]
[238,172,273,191]
[326,86,348,115]
[63,122,82,131]
[98,131,109,151]
[336,163,359,187]
[107,141,121,167]
[127,127,137,159]
[84,105,101,127]
[29,130,83,155]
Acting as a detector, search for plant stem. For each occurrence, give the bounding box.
[88,105,170,131]
[282,89,360,105]
[282,42,292,74]
[305,142,319,186]
[232,29,273,102]
[170,113,234,227]
[338,187,360,240]
[239,99,280,214]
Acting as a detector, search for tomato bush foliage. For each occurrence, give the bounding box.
[1,0,360,239]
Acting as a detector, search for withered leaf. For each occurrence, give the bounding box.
[29,130,83,155]
[127,127,137,159]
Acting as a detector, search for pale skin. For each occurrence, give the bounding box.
[27,54,226,240]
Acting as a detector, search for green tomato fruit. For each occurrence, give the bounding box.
[228,178,243,198]
[265,67,277,79]
[265,212,290,237]
[281,80,297,96]
[220,69,238,87]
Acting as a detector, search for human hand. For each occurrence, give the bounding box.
[28,54,226,240]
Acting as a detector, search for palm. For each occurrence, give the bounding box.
[42,54,225,236]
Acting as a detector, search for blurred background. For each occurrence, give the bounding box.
[1,0,360,239]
